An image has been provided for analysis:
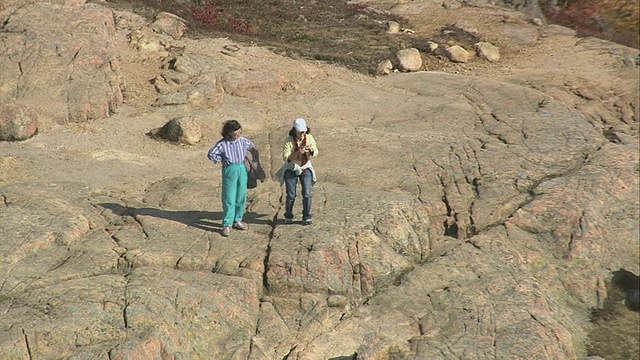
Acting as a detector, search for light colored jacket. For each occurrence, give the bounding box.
[276,161,316,185]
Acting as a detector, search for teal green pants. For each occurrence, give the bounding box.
[221,163,248,227]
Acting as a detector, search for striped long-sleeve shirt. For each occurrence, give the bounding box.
[208,136,255,166]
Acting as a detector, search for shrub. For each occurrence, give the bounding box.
[541,0,639,48]
[192,4,253,35]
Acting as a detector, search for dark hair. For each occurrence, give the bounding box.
[288,126,311,138]
[221,120,241,140]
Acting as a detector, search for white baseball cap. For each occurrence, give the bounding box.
[293,118,307,132]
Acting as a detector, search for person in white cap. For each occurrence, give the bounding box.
[281,117,319,225]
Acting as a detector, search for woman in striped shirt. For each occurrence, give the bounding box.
[207,120,256,237]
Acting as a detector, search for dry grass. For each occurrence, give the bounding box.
[96,0,482,75]
[95,0,639,77]
[100,0,409,74]
[587,282,640,360]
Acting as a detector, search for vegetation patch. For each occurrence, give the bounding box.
[540,0,639,49]
[97,0,638,75]
[586,280,640,360]
[99,0,427,74]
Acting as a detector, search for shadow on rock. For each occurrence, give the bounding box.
[586,268,640,359]
[612,268,640,311]
[99,203,271,232]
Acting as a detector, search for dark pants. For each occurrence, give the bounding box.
[284,169,313,221]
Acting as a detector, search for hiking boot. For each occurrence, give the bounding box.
[221,226,231,237]
[233,222,248,230]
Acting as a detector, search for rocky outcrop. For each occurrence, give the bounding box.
[0,1,638,359]
[0,3,124,131]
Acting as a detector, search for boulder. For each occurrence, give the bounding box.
[150,12,187,40]
[475,41,501,62]
[147,116,202,145]
[396,48,422,72]
[445,45,470,62]
[0,104,38,141]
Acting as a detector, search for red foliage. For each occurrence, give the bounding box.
[193,4,218,27]
[192,4,253,35]
[542,0,639,48]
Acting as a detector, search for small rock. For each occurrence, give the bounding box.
[475,42,500,62]
[376,60,393,75]
[445,45,469,63]
[386,21,401,34]
[396,48,422,72]
[426,41,439,53]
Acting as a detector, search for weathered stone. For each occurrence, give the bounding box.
[445,45,470,62]
[113,9,148,30]
[426,40,439,53]
[163,70,191,85]
[386,21,401,34]
[220,70,290,97]
[475,41,501,62]
[376,59,393,75]
[0,3,124,128]
[148,116,202,145]
[172,53,220,77]
[249,301,296,359]
[154,92,189,106]
[396,48,422,72]
[129,28,167,56]
[152,75,174,95]
[0,104,38,141]
[150,12,186,40]
[185,72,222,108]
